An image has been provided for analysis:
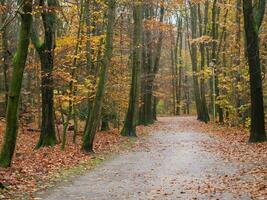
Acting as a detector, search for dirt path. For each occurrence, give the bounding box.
[37,117,255,200]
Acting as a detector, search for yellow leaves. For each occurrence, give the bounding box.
[56,36,76,47]
[190,35,213,45]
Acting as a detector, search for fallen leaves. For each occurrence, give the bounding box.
[1,117,266,199]
[182,117,267,200]
[0,125,133,199]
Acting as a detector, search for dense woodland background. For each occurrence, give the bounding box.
[0,0,266,169]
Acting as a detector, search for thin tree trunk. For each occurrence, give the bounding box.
[175,17,182,115]
[82,0,116,152]
[198,3,210,123]
[170,40,176,115]
[189,3,203,120]
[62,0,84,149]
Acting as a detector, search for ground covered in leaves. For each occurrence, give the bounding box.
[0,123,149,199]
[195,119,267,199]
[38,117,266,200]
[1,117,267,200]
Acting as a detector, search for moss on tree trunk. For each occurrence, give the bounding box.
[0,0,32,168]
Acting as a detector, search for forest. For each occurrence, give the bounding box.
[0,0,266,199]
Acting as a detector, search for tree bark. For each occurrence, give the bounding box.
[243,0,266,142]
[1,0,9,111]
[31,0,58,148]
[121,1,142,137]
[189,3,203,121]
[198,3,210,123]
[0,0,32,167]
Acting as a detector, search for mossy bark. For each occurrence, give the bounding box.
[82,0,116,152]
[0,0,32,168]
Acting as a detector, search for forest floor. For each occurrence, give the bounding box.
[0,116,266,199]
[35,117,266,200]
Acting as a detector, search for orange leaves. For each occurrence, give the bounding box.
[190,35,213,45]
[0,127,130,199]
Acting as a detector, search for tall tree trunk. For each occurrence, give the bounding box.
[82,0,116,152]
[170,41,176,115]
[32,0,58,148]
[243,0,266,142]
[235,0,242,120]
[177,29,183,116]
[211,0,224,123]
[141,2,164,125]
[198,3,210,123]
[62,0,84,149]
[142,5,154,125]
[174,17,182,115]
[0,0,32,168]
[121,1,142,137]
[189,3,203,121]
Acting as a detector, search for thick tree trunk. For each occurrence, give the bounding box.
[243,0,266,142]
[37,52,57,148]
[141,5,153,126]
[0,0,32,168]
[121,1,142,137]
[82,0,116,152]
[33,0,58,148]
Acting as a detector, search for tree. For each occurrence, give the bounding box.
[82,0,116,152]
[188,3,203,121]
[197,2,210,123]
[243,0,267,142]
[0,0,9,110]
[140,1,164,125]
[31,0,58,148]
[0,0,33,167]
[121,0,142,137]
